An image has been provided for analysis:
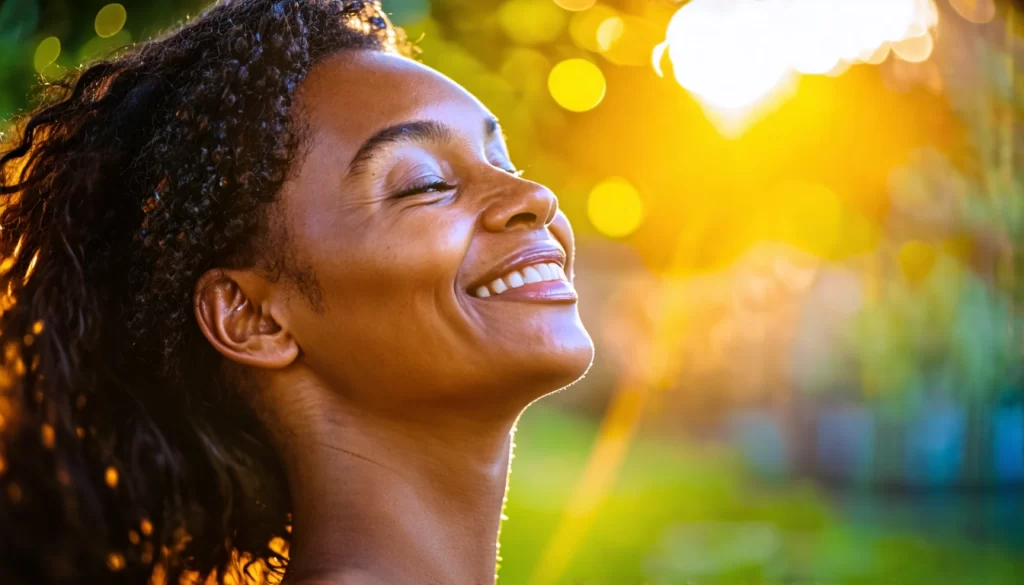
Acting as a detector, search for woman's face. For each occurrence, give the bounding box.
[275,50,593,413]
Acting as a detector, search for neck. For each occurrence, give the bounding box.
[273,383,517,585]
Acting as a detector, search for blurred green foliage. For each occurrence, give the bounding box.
[505,406,1024,585]
[0,0,433,120]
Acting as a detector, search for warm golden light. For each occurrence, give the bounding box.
[106,552,126,572]
[662,0,790,110]
[587,177,643,238]
[760,182,846,258]
[891,32,935,63]
[657,0,940,114]
[595,16,624,52]
[599,15,661,67]
[268,536,290,556]
[23,250,38,285]
[41,423,55,449]
[860,42,892,65]
[548,58,606,112]
[105,466,119,489]
[95,4,128,39]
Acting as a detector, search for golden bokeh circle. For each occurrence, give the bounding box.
[587,177,644,238]
[548,58,606,112]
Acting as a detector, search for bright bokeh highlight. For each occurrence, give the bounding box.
[658,0,791,109]
[598,14,661,67]
[587,177,643,238]
[33,37,61,74]
[95,4,127,38]
[596,16,624,52]
[548,58,606,112]
[569,4,619,53]
[656,0,940,110]
[892,32,935,63]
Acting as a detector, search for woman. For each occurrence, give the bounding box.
[0,1,595,583]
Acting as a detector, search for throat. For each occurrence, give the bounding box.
[276,401,517,585]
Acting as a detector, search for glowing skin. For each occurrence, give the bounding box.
[193,51,594,585]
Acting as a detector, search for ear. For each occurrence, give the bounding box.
[193,268,300,369]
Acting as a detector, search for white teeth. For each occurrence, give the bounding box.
[506,271,525,288]
[522,266,543,284]
[470,261,571,297]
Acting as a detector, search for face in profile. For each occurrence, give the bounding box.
[264,50,594,414]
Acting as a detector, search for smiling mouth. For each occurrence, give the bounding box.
[467,261,577,302]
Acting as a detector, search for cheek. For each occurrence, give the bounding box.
[338,208,472,301]
[294,209,477,387]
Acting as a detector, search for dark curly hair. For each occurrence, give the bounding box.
[0,1,408,583]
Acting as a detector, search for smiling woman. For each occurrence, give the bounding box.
[0,2,594,584]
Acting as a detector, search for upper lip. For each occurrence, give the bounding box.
[465,242,567,292]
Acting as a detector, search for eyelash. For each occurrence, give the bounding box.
[392,168,521,198]
[393,180,458,198]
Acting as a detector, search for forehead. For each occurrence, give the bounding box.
[295,50,491,152]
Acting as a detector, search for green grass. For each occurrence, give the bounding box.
[498,406,1024,585]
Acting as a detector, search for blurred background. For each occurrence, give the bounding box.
[3,0,1024,583]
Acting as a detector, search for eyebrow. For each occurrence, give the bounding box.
[346,117,502,178]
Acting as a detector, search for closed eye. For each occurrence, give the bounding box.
[392,180,458,198]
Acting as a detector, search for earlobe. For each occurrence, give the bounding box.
[194,269,300,369]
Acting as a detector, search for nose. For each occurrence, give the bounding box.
[480,175,559,233]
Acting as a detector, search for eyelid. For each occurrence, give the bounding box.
[391,177,457,198]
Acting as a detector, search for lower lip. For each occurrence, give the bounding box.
[471,280,578,303]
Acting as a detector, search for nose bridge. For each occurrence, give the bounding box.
[481,172,558,233]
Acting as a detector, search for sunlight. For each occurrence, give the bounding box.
[527,383,650,585]
[662,0,791,110]
[656,0,940,131]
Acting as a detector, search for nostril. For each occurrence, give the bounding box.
[505,212,537,230]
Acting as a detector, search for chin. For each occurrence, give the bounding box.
[553,328,596,386]
[509,324,595,398]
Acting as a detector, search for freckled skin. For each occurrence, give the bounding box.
[194,51,594,585]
